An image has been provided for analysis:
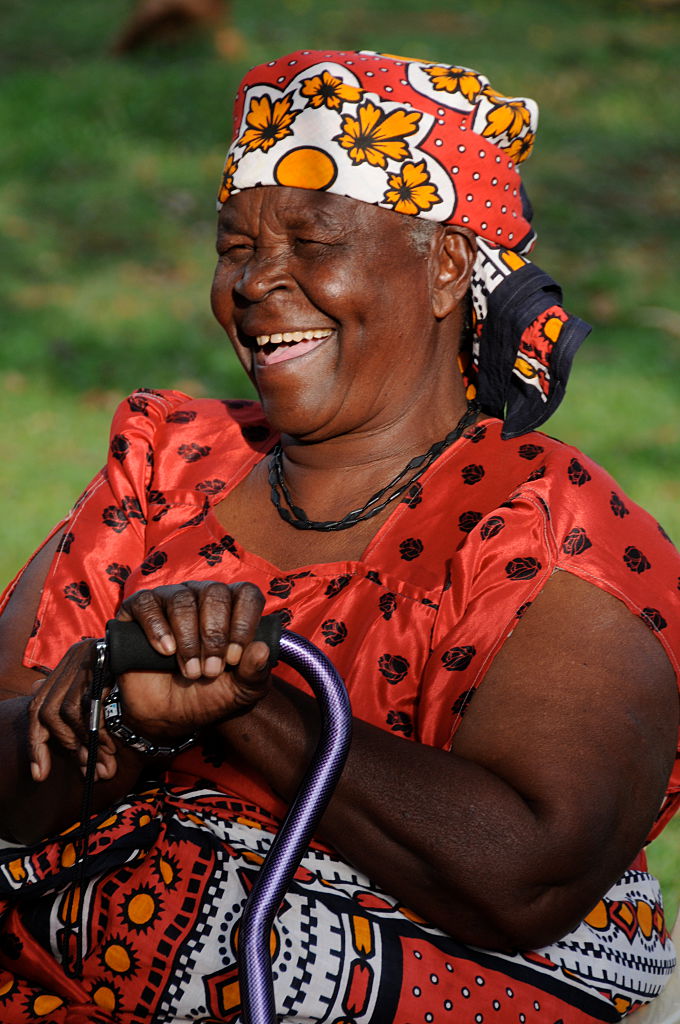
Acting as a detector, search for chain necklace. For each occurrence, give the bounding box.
[268,402,480,532]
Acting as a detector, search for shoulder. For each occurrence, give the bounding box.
[107,389,275,483]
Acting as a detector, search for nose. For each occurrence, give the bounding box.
[233,247,291,304]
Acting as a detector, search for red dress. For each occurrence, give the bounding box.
[0,388,678,1023]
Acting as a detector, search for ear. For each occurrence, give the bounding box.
[431,226,477,319]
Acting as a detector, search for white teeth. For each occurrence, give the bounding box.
[254,329,333,346]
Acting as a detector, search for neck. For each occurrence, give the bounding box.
[273,389,475,528]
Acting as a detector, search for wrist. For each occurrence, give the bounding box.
[103,682,198,758]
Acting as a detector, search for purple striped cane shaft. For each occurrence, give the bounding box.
[238,631,352,1024]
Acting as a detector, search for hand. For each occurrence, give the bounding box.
[114,580,272,741]
[28,640,118,783]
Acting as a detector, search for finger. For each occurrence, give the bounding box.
[28,683,52,782]
[194,582,233,677]
[226,583,266,666]
[164,586,202,678]
[28,644,89,779]
[119,588,177,655]
[38,655,90,757]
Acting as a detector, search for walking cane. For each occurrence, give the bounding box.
[105,615,352,1024]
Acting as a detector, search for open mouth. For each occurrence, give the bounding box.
[246,328,334,366]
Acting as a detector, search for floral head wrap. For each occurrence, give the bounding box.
[217,49,590,438]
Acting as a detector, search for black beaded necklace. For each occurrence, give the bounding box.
[268,401,480,532]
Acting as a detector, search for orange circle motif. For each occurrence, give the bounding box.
[127,892,156,925]
[104,943,132,973]
[274,147,337,191]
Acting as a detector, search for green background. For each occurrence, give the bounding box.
[1,0,678,919]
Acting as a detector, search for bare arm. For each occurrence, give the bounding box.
[218,571,678,950]
[0,534,148,842]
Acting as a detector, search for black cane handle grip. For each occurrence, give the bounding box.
[106,614,283,676]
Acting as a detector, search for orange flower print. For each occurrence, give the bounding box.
[218,154,237,203]
[300,70,363,110]
[482,92,532,141]
[239,93,299,153]
[505,130,535,164]
[424,65,485,103]
[335,100,421,168]
[383,160,442,215]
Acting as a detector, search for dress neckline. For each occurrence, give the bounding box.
[200,416,500,581]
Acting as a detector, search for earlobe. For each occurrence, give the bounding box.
[431,227,477,319]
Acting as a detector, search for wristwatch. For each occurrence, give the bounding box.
[102,681,198,758]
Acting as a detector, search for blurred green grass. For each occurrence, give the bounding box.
[1,0,678,920]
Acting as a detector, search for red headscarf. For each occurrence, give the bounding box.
[218,50,590,437]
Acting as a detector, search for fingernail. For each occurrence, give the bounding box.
[159,635,176,655]
[226,643,243,666]
[254,651,270,671]
[184,658,201,678]
[204,657,222,677]
[30,762,42,782]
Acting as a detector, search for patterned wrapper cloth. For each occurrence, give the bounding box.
[216,49,591,439]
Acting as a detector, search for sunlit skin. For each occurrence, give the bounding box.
[0,187,677,953]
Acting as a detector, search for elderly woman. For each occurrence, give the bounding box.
[0,50,678,1024]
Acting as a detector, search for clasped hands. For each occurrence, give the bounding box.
[29,581,272,782]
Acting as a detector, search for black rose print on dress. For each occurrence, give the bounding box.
[386,710,413,737]
[518,444,544,461]
[399,538,423,561]
[122,496,146,523]
[166,410,197,424]
[640,608,667,631]
[178,443,211,463]
[325,575,352,598]
[505,557,541,580]
[452,688,476,716]
[102,506,129,533]
[64,581,91,608]
[199,535,237,566]
[196,479,227,496]
[480,516,505,541]
[56,531,75,554]
[567,458,591,486]
[321,619,348,646]
[140,551,168,576]
[128,395,149,415]
[441,645,476,671]
[401,483,423,508]
[366,571,382,585]
[458,511,482,533]
[148,490,170,522]
[278,608,293,628]
[110,434,130,462]
[106,563,131,589]
[562,528,592,556]
[463,424,486,443]
[623,546,651,574]
[527,465,546,482]
[610,491,629,518]
[179,498,210,529]
[268,577,294,599]
[378,592,397,620]
[461,464,485,485]
[378,654,409,684]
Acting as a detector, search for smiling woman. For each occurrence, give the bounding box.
[0,48,678,1024]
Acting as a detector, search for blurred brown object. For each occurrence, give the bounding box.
[112,0,245,57]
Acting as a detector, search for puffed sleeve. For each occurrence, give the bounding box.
[4,389,192,673]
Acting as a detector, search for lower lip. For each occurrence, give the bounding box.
[255,334,332,367]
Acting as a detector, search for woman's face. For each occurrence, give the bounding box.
[211,186,459,441]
